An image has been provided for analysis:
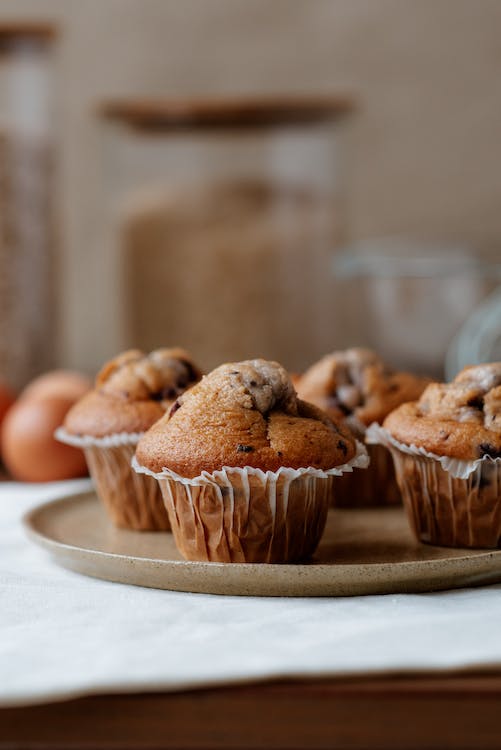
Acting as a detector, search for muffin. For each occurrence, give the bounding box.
[371,362,501,548]
[296,348,429,506]
[134,359,368,562]
[58,348,202,530]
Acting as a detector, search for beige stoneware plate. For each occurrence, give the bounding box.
[24,490,501,597]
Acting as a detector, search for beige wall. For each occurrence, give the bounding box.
[1,0,501,371]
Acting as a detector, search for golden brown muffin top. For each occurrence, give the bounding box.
[296,348,429,427]
[136,358,357,477]
[64,348,202,437]
[383,362,501,460]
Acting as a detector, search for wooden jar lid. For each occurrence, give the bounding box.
[0,22,57,50]
[99,95,354,131]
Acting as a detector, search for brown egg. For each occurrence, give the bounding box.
[22,370,92,403]
[1,396,88,482]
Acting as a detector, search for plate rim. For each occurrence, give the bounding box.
[22,489,501,575]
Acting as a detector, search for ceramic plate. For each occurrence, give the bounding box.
[23,490,501,597]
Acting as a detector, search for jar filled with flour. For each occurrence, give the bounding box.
[0,24,56,387]
[95,96,353,373]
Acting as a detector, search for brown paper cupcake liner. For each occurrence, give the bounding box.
[56,428,170,531]
[367,424,501,549]
[132,442,369,563]
[332,442,401,507]
[329,417,401,507]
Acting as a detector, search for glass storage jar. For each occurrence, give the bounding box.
[332,238,501,378]
[96,96,353,372]
[0,23,56,388]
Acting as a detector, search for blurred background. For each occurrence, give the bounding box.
[1,0,501,390]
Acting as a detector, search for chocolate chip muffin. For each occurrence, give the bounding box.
[296,348,429,507]
[376,362,501,548]
[58,348,202,530]
[134,359,368,562]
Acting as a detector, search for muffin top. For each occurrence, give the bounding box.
[64,348,202,437]
[136,358,357,477]
[296,348,429,427]
[383,363,501,460]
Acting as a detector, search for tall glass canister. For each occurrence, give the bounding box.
[0,24,56,388]
[96,97,353,372]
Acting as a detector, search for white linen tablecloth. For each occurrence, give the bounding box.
[2,479,501,707]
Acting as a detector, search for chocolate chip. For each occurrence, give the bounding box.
[250,380,257,387]
[467,396,484,410]
[337,439,348,456]
[169,400,181,417]
[237,444,254,453]
[277,451,283,457]
[478,443,501,459]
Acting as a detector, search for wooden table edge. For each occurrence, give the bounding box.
[2,672,501,749]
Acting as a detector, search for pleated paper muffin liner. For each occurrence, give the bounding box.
[132,441,369,563]
[55,428,171,532]
[332,441,402,507]
[331,414,400,507]
[366,423,501,549]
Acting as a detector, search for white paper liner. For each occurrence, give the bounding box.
[55,427,143,449]
[55,427,170,531]
[132,441,369,562]
[366,423,501,480]
[132,439,369,486]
